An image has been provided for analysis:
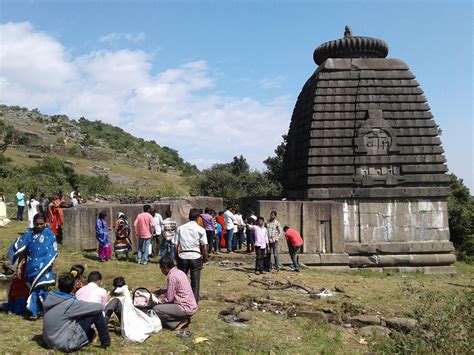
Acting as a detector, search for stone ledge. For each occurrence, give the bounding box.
[349,253,456,267]
[280,253,349,265]
[345,241,454,255]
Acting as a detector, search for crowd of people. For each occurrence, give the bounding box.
[1,197,304,351]
[6,186,83,242]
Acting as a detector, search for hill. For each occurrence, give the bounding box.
[0,105,197,198]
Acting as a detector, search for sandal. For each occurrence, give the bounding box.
[176,330,192,339]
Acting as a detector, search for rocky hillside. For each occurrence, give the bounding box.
[0,105,197,197]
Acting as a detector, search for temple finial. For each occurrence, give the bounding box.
[344,25,352,37]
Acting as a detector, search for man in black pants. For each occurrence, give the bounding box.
[42,273,110,352]
[173,208,208,303]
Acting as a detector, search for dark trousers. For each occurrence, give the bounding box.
[104,298,122,322]
[206,231,215,253]
[246,230,255,252]
[177,257,202,303]
[77,312,110,347]
[255,246,266,272]
[17,205,24,221]
[233,229,244,250]
[289,245,300,270]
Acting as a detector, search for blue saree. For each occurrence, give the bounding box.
[8,226,58,316]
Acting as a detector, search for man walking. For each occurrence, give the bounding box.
[266,211,283,272]
[283,226,304,272]
[173,208,208,303]
[133,204,155,265]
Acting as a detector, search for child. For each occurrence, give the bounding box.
[104,276,126,323]
[70,264,85,296]
[246,217,269,274]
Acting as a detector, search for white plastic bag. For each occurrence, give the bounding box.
[116,285,162,342]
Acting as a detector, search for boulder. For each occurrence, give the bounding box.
[385,317,417,332]
[237,311,253,322]
[358,325,391,337]
[350,315,381,326]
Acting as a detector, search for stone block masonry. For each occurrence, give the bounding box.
[62,197,222,251]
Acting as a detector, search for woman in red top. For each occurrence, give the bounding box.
[216,211,226,250]
[283,226,303,272]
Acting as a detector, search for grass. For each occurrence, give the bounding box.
[1,219,473,354]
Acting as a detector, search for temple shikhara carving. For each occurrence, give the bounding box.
[245,27,455,273]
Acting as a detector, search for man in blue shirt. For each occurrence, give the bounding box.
[16,187,25,221]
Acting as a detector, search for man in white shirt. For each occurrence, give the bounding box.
[75,271,108,305]
[152,208,164,257]
[223,208,237,253]
[173,208,208,303]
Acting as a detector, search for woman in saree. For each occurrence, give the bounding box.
[96,211,112,262]
[7,214,58,319]
[114,212,132,260]
[46,196,63,243]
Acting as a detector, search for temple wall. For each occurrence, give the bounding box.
[62,197,222,251]
[240,199,347,267]
[341,199,450,243]
[241,198,455,273]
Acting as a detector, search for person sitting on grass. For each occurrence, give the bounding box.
[75,271,108,306]
[69,264,85,295]
[152,256,197,330]
[42,273,110,352]
[104,276,126,324]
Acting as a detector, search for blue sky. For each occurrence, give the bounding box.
[0,0,472,190]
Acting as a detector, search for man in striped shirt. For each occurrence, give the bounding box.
[153,256,197,330]
[266,211,283,272]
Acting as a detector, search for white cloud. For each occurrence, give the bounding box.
[259,75,286,89]
[99,32,146,44]
[0,22,291,170]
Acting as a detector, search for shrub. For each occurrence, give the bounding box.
[370,285,473,354]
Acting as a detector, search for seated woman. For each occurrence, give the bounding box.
[8,214,58,319]
[0,261,29,315]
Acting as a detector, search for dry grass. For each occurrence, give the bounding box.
[0,219,472,354]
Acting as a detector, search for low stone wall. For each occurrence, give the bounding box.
[62,196,222,251]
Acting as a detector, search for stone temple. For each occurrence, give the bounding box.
[245,27,455,273]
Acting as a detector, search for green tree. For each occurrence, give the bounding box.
[0,121,15,154]
[263,134,287,191]
[447,174,474,260]
[192,156,281,207]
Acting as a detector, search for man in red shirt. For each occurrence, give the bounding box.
[283,226,303,272]
[133,204,155,265]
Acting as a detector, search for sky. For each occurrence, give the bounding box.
[0,0,472,190]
